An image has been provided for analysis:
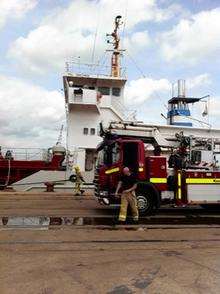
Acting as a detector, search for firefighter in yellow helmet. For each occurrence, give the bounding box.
[73,165,85,195]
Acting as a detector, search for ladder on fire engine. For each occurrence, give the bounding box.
[107,121,220,148]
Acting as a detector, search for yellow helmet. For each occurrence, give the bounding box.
[74,165,80,171]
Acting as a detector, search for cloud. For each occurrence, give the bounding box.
[124,31,151,53]
[0,0,37,29]
[159,8,220,64]
[186,74,211,89]
[8,0,184,74]
[125,77,171,105]
[125,73,211,105]
[0,75,65,147]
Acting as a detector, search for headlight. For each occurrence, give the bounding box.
[102,198,110,205]
[100,191,108,197]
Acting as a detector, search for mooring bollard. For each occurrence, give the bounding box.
[44,182,55,192]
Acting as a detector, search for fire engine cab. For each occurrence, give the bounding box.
[94,121,220,215]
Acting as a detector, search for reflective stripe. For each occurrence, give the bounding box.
[119,214,126,221]
[178,173,181,186]
[178,188,182,199]
[105,167,120,175]
[186,178,220,184]
[150,178,167,184]
[177,172,182,200]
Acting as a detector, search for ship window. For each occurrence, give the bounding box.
[88,86,95,90]
[112,87,121,96]
[83,128,88,135]
[90,128,95,135]
[98,87,110,95]
[73,84,83,88]
[74,88,83,95]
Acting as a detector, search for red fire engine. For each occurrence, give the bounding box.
[94,121,220,215]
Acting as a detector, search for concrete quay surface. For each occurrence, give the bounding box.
[0,226,220,294]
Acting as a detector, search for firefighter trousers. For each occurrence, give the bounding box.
[119,191,139,222]
[74,180,82,195]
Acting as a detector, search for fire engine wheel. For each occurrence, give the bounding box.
[136,183,159,215]
[136,194,152,215]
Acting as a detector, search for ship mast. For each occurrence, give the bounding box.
[107,15,124,78]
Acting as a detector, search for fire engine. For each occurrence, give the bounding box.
[94,121,220,215]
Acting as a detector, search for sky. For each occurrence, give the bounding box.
[0,0,220,147]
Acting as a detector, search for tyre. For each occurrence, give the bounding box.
[69,175,76,182]
[136,183,160,216]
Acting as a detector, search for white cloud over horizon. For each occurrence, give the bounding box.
[0,0,37,29]
[159,7,220,64]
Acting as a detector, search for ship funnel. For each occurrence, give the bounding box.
[177,79,186,98]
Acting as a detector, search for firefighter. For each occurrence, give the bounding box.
[115,167,139,223]
[73,166,85,195]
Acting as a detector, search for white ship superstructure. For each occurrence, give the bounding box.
[63,16,126,177]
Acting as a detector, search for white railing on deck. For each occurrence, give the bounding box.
[65,61,126,78]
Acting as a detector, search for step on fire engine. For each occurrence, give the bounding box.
[94,121,220,215]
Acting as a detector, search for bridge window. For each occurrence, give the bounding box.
[98,87,110,95]
[112,87,121,97]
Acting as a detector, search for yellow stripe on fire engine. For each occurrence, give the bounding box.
[178,173,181,186]
[186,178,220,184]
[150,178,167,184]
[177,172,182,200]
[105,167,120,175]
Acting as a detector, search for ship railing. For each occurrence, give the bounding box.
[65,61,126,78]
[0,147,48,161]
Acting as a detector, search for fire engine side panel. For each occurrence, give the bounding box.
[185,170,220,203]
[187,184,220,203]
[145,156,167,190]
